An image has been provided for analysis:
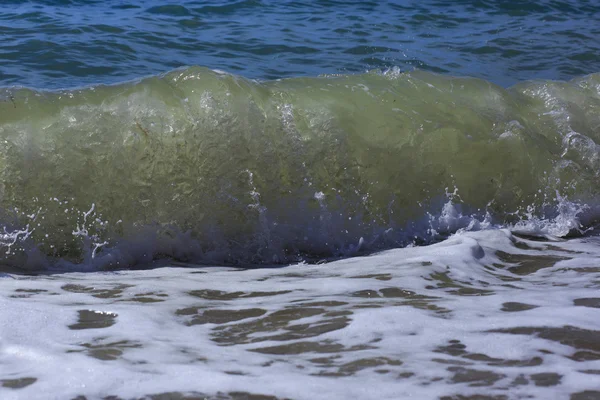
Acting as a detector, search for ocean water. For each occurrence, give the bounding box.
[1,1,600,399]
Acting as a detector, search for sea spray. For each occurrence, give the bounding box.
[0,67,599,268]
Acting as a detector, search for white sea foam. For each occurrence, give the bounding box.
[1,228,599,400]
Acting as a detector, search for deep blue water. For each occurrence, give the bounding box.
[1,0,599,89]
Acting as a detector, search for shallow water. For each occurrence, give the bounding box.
[2,229,600,399]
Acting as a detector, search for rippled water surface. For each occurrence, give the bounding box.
[1,0,600,88]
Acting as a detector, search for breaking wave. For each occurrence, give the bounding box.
[0,67,599,270]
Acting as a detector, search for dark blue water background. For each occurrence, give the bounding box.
[1,0,599,89]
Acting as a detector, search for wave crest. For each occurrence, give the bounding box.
[0,67,599,269]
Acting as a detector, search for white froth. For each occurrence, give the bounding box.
[1,229,599,399]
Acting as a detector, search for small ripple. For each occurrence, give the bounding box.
[145,5,192,17]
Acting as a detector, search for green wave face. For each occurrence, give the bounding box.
[0,67,599,265]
